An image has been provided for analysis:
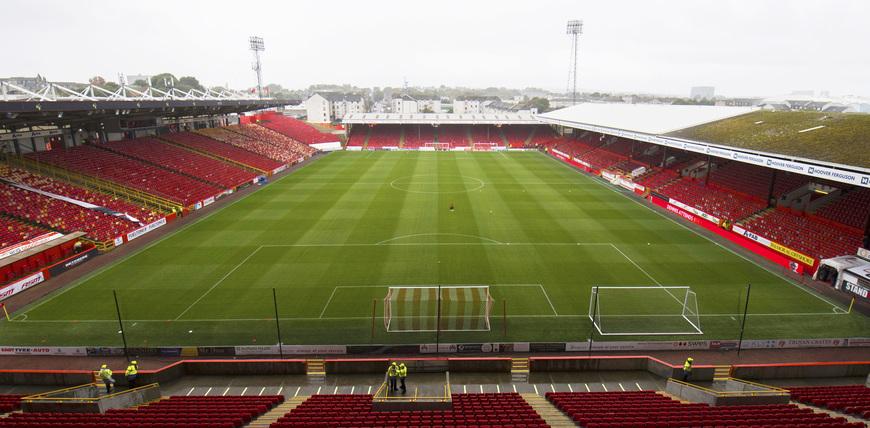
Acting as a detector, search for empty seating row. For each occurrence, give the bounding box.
[362,125,401,149]
[260,116,337,145]
[195,127,301,165]
[813,187,870,230]
[0,216,52,251]
[0,184,142,242]
[273,393,548,428]
[0,395,283,428]
[437,127,471,147]
[229,124,317,158]
[0,394,26,413]
[470,125,504,147]
[159,132,286,172]
[0,164,160,225]
[100,138,259,189]
[402,125,436,149]
[26,146,221,206]
[546,391,862,428]
[789,385,870,419]
[740,209,861,260]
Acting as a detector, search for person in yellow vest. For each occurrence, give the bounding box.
[398,363,407,393]
[98,364,115,394]
[126,361,138,389]
[682,357,693,382]
[387,362,399,391]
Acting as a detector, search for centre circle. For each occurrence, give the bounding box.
[390,174,485,194]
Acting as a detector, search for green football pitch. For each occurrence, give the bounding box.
[3,151,868,347]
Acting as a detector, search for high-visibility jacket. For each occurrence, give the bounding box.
[683,361,692,373]
[387,366,398,377]
[126,364,138,376]
[398,366,407,378]
[98,368,113,380]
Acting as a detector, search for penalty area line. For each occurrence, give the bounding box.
[174,246,264,320]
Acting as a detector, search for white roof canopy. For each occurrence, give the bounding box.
[343,113,540,125]
[537,103,759,135]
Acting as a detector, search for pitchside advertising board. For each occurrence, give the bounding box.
[2,339,868,356]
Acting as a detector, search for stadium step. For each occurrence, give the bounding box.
[247,396,308,428]
[520,393,577,427]
[307,359,326,376]
[713,365,732,380]
[792,400,869,426]
[511,358,530,382]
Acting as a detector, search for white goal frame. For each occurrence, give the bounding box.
[384,286,495,332]
[588,286,703,336]
[473,142,499,151]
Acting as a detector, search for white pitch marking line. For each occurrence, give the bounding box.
[539,284,558,316]
[176,246,264,320]
[499,151,509,160]
[549,154,846,314]
[320,287,338,319]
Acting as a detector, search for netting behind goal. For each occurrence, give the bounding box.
[589,286,702,335]
[384,286,495,332]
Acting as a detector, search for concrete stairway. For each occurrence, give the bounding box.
[247,395,308,428]
[520,393,577,427]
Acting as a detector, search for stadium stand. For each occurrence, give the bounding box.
[402,125,435,149]
[159,132,285,172]
[229,124,317,158]
[26,146,221,206]
[0,164,160,224]
[789,385,870,420]
[527,125,559,147]
[346,127,368,148]
[271,393,548,428]
[195,127,301,165]
[437,126,471,148]
[470,125,503,147]
[658,178,767,222]
[0,182,143,242]
[100,138,259,189]
[364,125,401,149]
[0,394,26,413]
[260,116,337,145]
[813,187,870,230]
[0,395,283,427]
[546,390,863,428]
[635,169,679,190]
[740,208,862,260]
[707,160,812,202]
[0,216,51,250]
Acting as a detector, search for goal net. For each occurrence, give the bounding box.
[588,286,702,335]
[424,142,452,151]
[384,286,495,332]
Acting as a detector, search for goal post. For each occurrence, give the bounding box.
[384,286,495,332]
[473,142,499,151]
[424,142,452,151]
[589,286,702,336]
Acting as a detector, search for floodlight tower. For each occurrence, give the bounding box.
[566,20,583,105]
[249,36,265,99]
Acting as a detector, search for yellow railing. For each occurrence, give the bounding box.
[669,378,787,396]
[7,154,179,213]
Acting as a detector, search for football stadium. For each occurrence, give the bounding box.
[2,18,870,428]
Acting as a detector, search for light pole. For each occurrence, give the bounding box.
[249,36,265,99]
[566,20,583,105]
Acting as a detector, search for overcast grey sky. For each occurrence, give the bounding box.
[3,0,868,98]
